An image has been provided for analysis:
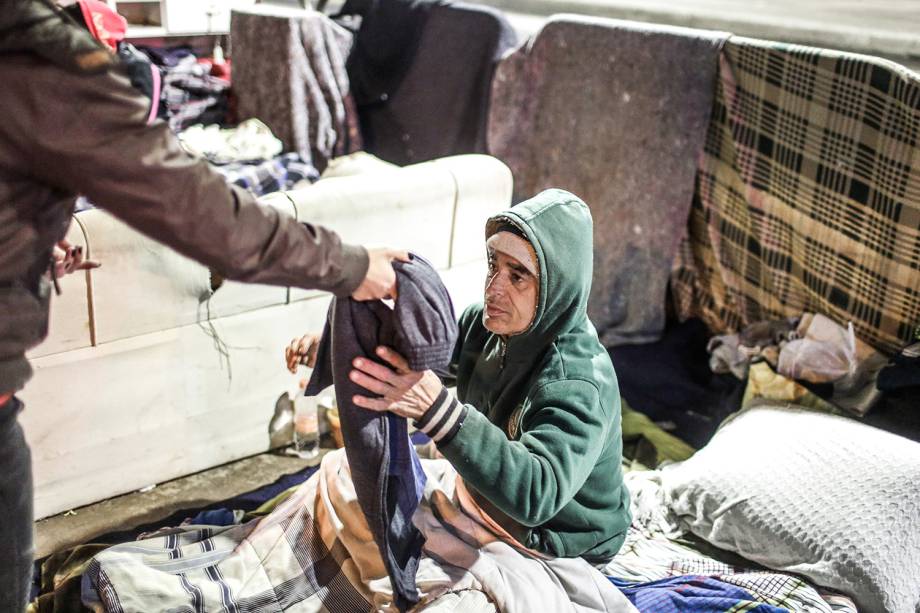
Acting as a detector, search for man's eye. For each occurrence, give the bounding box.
[511,273,522,284]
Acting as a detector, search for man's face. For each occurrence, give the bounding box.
[483,248,538,336]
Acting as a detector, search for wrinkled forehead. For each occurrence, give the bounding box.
[485,230,539,277]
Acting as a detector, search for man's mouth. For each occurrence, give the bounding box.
[485,304,506,317]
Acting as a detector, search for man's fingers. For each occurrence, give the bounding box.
[292,337,310,359]
[352,357,397,383]
[388,249,410,263]
[349,369,391,396]
[76,259,101,270]
[376,346,410,373]
[305,345,319,368]
[286,343,301,371]
[352,395,391,412]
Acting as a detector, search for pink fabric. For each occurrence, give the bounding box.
[78,0,127,53]
[146,63,161,125]
[454,477,548,558]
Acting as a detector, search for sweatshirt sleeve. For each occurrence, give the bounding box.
[19,60,368,296]
[418,379,612,527]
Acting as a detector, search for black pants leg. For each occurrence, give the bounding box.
[0,397,33,612]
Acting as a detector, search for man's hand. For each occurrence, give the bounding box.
[351,248,410,301]
[285,333,321,373]
[350,346,443,421]
[52,240,100,277]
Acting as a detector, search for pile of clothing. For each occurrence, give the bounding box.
[178,119,320,196]
[707,313,886,415]
[707,313,919,424]
[138,45,230,132]
[608,313,920,451]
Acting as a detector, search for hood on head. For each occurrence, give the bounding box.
[485,188,594,354]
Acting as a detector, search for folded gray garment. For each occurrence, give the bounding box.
[488,15,728,347]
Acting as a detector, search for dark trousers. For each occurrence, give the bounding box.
[0,396,33,612]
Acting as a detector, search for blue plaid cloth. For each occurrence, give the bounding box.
[610,575,790,613]
[213,153,319,197]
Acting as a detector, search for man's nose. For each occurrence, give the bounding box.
[485,271,506,295]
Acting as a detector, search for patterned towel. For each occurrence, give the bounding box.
[671,37,920,353]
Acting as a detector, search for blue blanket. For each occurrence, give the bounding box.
[610,575,790,613]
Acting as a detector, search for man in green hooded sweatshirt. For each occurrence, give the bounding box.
[293,189,631,562]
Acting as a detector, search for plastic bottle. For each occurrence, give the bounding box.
[291,381,319,459]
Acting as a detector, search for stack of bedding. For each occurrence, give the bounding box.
[606,404,920,613]
[35,403,919,613]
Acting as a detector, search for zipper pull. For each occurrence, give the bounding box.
[499,337,507,370]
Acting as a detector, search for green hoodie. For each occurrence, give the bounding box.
[413,189,631,561]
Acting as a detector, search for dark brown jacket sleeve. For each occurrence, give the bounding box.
[14,57,368,296]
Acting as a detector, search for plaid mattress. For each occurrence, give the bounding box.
[671,37,920,353]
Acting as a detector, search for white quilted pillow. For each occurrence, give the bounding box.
[661,404,920,613]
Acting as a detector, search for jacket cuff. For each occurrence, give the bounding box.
[413,387,467,445]
[330,242,369,297]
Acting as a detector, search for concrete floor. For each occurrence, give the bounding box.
[34,448,324,558]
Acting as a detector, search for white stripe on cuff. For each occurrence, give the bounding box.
[418,392,453,435]
[428,398,462,442]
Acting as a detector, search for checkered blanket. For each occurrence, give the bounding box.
[214,153,320,197]
[671,37,920,353]
[82,450,636,612]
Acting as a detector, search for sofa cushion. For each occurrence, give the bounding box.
[285,159,457,302]
[77,208,211,344]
